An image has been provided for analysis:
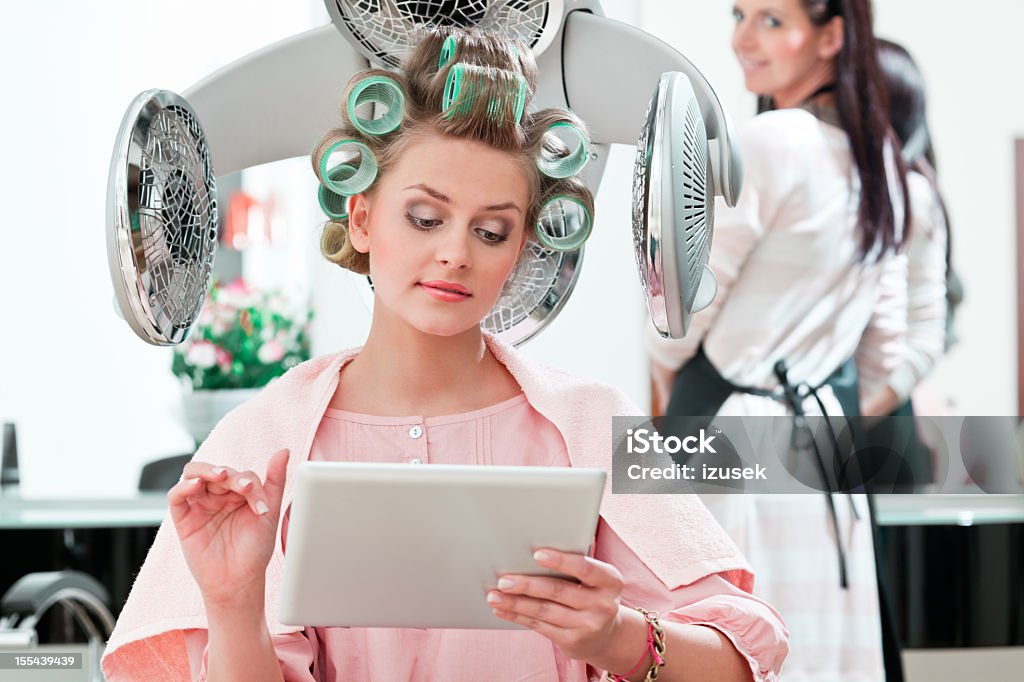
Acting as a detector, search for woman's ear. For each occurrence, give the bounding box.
[348,193,371,254]
[818,16,845,60]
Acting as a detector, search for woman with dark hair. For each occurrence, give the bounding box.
[648,1,909,679]
[859,38,960,486]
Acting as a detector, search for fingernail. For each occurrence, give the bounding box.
[238,477,253,489]
[189,477,201,486]
[486,592,502,605]
[256,500,269,515]
[534,550,553,563]
[497,577,516,590]
[211,467,225,475]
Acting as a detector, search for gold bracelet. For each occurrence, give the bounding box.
[601,606,667,682]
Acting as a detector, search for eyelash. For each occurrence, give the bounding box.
[405,213,510,246]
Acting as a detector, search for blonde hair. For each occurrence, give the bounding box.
[314,26,594,275]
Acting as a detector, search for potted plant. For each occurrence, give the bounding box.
[172,278,313,446]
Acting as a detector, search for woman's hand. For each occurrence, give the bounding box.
[168,449,290,608]
[487,549,626,662]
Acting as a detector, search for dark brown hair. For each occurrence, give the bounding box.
[760,0,909,259]
[314,26,594,275]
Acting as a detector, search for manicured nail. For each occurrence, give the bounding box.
[211,467,225,475]
[534,550,553,563]
[189,477,202,486]
[256,500,269,515]
[497,577,516,590]
[486,592,502,605]
[238,477,253,489]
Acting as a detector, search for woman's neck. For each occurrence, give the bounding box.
[333,318,521,417]
[770,63,837,110]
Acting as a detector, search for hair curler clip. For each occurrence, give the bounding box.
[316,139,378,196]
[318,162,358,219]
[442,63,527,124]
[537,121,589,179]
[535,195,592,252]
[347,75,405,136]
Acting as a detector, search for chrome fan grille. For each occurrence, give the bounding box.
[481,239,578,345]
[330,0,557,68]
[109,90,218,345]
[679,97,710,308]
[630,96,655,297]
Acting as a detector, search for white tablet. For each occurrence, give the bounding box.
[278,461,605,629]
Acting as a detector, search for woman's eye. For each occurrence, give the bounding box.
[476,227,509,244]
[732,9,743,23]
[762,14,781,28]
[406,212,441,230]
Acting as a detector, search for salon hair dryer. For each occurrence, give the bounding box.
[106,0,741,347]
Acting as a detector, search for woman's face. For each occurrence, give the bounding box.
[731,0,842,107]
[348,132,530,338]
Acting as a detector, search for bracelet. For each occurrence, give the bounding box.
[602,607,667,682]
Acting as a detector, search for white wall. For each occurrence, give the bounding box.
[1,1,1019,496]
[0,1,329,496]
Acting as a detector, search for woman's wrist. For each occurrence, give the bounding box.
[590,605,655,681]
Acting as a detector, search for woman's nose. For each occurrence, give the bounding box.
[732,21,754,53]
[437,229,472,270]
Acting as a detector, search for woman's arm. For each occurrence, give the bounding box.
[167,449,292,681]
[490,549,778,681]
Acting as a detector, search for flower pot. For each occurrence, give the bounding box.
[180,388,260,446]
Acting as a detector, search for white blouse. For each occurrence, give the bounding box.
[857,169,948,401]
[647,108,908,413]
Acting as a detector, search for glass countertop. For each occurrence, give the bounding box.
[0,492,168,529]
[874,494,1024,526]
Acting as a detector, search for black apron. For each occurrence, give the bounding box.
[666,346,904,681]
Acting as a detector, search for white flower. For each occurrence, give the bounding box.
[185,340,218,369]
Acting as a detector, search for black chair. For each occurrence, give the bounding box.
[138,453,193,492]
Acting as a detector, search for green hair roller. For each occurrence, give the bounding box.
[535,195,592,252]
[442,63,527,124]
[318,139,377,196]
[347,75,405,136]
[536,121,590,179]
[318,163,357,219]
[438,35,458,69]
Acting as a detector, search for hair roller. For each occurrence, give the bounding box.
[317,162,358,219]
[536,121,590,179]
[534,194,592,252]
[347,75,406,136]
[442,63,527,124]
[315,139,378,195]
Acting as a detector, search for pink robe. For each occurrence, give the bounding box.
[103,334,787,680]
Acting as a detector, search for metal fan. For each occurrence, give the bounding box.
[106,90,218,346]
[107,0,742,347]
[632,72,719,339]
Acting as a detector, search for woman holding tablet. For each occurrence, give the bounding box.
[103,27,787,681]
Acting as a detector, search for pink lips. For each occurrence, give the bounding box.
[419,280,472,301]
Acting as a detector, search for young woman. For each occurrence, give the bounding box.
[648,1,909,680]
[102,27,787,682]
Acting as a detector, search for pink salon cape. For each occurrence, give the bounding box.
[102,334,783,680]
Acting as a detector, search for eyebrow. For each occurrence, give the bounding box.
[403,183,522,214]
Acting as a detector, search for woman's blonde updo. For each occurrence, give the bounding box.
[314,25,595,275]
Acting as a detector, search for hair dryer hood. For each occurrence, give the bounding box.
[633,72,718,339]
